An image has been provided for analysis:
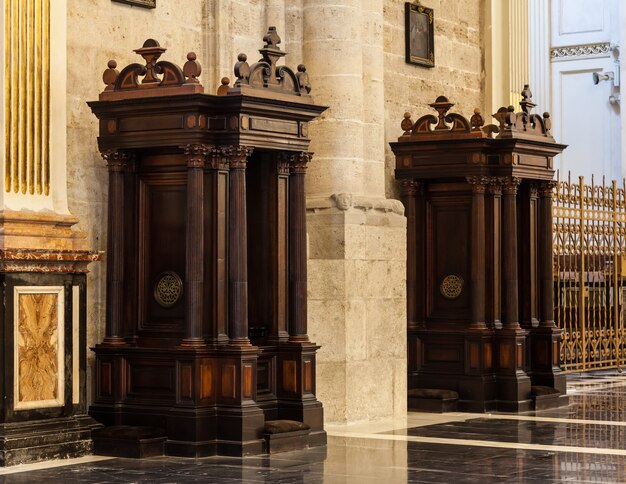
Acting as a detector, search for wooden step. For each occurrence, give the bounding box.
[263,420,311,454]
[408,388,459,413]
[92,425,166,458]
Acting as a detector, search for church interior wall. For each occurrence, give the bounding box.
[64,0,486,424]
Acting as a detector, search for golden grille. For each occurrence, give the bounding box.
[554,172,626,372]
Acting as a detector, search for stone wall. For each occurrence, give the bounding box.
[383,0,484,197]
[66,0,206,398]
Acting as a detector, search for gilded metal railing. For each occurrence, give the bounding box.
[554,172,626,371]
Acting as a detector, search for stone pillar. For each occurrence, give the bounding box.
[226,146,253,346]
[303,0,406,423]
[101,150,130,346]
[289,152,311,342]
[182,144,211,347]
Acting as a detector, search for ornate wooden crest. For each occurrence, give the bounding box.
[226,27,312,98]
[99,38,203,100]
[399,85,554,141]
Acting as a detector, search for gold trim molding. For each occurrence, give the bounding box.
[4,0,51,196]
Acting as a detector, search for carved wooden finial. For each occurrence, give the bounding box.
[429,96,454,131]
[401,112,413,133]
[297,64,311,93]
[470,108,484,130]
[217,77,230,96]
[133,38,167,84]
[520,84,536,114]
[103,59,119,91]
[543,112,551,134]
[259,27,287,87]
[263,26,281,49]
[234,53,250,86]
[229,28,312,97]
[183,52,202,83]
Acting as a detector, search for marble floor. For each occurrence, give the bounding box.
[2,373,626,483]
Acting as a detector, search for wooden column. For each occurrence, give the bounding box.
[227,146,254,346]
[102,149,131,346]
[502,177,522,330]
[467,176,488,330]
[486,178,502,329]
[539,181,557,328]
[206,147,230,344]
[401,179,419,329]
[288,152,311,343]
[181,144,210,346]
[270,155,290,343]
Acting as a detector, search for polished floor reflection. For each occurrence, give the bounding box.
[2,373,626,483]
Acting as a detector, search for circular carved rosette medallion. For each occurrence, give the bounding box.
[440,274,464,300]
[154,271,183,308]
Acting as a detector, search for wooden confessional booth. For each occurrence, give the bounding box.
[392,88,569,412]
[88,30,325,457]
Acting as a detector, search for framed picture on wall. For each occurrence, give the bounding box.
[405,1,434,67]
[112,0,156,8]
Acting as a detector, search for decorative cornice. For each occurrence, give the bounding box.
[550,42,611,60]
[0,248,103,273]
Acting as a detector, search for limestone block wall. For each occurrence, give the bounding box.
[66,0,206,398]
[383,0,484,197]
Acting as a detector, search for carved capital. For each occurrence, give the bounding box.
[539,180,557,198]
[277,153,291,175]
[221,145,254,169]
[289,152,312,174]
[206,146,230,170]
[102,150,133,172]
[528,183,539,199]
[501,176,522,195]
[466,175,490,194]
[182,143,212,168]
[400,179,421,197]
[487,176,502,195]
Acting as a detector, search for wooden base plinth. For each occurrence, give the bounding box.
[528,327,567,396]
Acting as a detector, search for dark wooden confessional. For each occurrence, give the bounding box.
[392,88,569,412]
[88,29,326,457]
